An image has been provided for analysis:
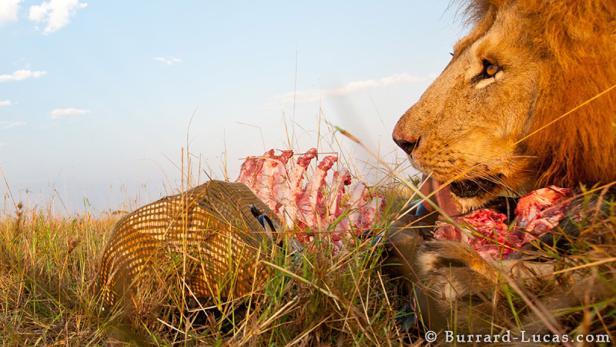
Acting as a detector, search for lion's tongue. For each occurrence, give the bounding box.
[419,177,460,217]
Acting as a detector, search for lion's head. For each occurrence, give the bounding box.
[393,0,616,211]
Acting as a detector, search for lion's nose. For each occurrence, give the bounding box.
[392,113,423,155]
[393,135,421,155]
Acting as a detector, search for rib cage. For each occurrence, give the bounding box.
[98,180,280,308]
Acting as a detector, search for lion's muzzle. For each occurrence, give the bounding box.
[392,122,420,157]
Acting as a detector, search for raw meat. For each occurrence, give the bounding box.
[237,148,383,248]
[433,185,572,260]
[515,186,572,238]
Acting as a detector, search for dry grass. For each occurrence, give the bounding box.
[0,186,415,346]
[0,207,119,345]
[1,180,614,346]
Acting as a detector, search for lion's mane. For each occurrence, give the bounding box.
[463,0,616,188]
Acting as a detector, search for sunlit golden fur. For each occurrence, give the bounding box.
[393,0,616,208]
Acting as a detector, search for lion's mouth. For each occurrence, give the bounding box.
[417,175,510,218]
[449,176,502,198]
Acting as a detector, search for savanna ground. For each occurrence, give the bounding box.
[0,178,412,346]
[0,133,615,346]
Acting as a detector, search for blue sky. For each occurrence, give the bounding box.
[0,1,465,214]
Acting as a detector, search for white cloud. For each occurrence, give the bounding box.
[28,0,87,34]
[0,120,26,129]
[0,0,21,24]
[275,73,429,104]
[0,100,12,107]
[0,69,47,82]
[154,56,183,66]
[50,107,90,119]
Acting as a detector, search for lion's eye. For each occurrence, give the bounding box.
[472,59,502,86]
[471,60,503,88]
[485,64,499,76]
[481,59,500,78]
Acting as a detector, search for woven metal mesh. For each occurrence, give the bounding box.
[98,180,280,307]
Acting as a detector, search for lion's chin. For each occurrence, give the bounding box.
[453,194,500,213]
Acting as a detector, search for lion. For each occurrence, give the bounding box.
[386,0,615,339]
